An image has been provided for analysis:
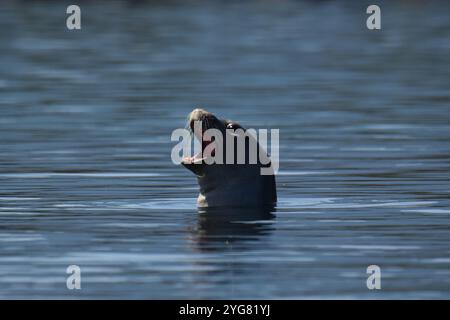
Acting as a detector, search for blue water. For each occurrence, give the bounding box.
[0,1,450,299]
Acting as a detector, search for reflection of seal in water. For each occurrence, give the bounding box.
[181,108,277,207]
[192,206,276,251]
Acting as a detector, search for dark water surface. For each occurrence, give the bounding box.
[0,1,450,298]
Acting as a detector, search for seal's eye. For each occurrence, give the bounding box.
[226,122,243,130]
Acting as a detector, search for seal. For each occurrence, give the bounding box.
[181,108,277,207]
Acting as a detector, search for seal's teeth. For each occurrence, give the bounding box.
[193,152,202,160]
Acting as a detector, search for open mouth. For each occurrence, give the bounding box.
[182,109,220,165]
[181,129,213,177]
[182,125,215,165]
[187,136,214,163]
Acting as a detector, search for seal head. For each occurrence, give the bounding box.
[181,108,277,208]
